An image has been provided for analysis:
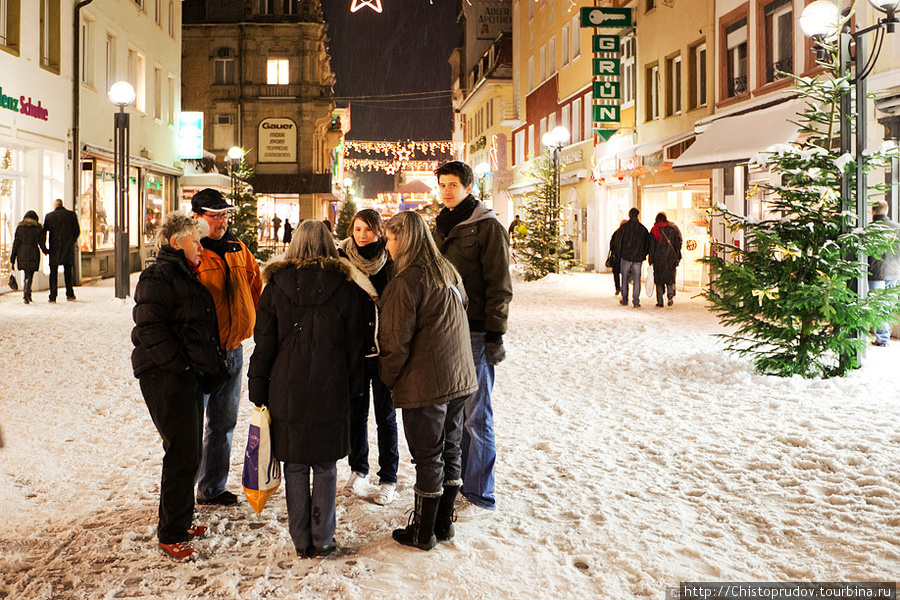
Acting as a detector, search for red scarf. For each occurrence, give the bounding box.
[651,221,670,241]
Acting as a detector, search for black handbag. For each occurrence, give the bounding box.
[8,274,18,290]
[605,251,616,269]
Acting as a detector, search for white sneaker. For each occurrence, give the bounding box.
[342,471,368,496]
[455,498,494,522]
[373,482,396,506]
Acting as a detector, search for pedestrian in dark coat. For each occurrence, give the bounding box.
[41,199,80,302]
[337,208,400,506]
[248,220,367,558]
[380,210,478,551]
[607,219,627,296]
[282,219,293,246]
[132,213,228,560]
[612,207,650,307]
[272,214,282,242]
[648,212,683,307]
[10,211,43,304]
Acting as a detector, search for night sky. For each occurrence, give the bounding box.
[320,0,459,193]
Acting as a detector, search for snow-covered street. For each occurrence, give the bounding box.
[1,272,899,600]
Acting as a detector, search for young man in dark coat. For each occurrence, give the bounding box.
[248,220,368,557]
[431,160,512,520]
[132,213,228,560]
[41,199,80,302]
[648,212,683,308]
[10,210,43,304]
[612,207,650,308]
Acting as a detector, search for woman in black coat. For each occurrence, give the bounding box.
[337,209,399,506]
[10,211,43,304]
[648,212,683,308]
[132,213,228,560]
[248,220,368,558]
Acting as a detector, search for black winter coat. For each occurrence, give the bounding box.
[649,223,683,285]
[41,206,80,265]
[248,257,368,465]
[131,246,227,392]
[612,218,650,263]
[10,217,43,272]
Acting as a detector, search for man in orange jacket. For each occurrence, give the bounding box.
[191,188,262,506]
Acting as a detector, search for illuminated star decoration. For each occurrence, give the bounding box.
[350,0,383,13]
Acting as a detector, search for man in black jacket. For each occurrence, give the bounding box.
[41,199,80,302]
[612,207,650,308]
[432,161,513,521]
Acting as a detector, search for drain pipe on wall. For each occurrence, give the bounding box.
[72,0,95,286]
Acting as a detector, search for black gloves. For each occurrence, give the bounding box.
[484,331,506,365]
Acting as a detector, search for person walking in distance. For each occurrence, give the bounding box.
[271,213,282,244]
[41,199,80,302]
[191,188,263,506]
[337,209,400,505]
[431,161,512,520]
[867,200,900,347]
[612,207,650,308]
[648,212,682,308]
[10,210,43,304]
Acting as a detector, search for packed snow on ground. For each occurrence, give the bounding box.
[1,271,899,600]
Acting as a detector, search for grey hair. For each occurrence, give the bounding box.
[873,200,889,216]
[156,212,209,248]
[285,219,338,260]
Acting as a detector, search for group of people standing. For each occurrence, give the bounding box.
[131,159,512,561]
[9,199,81,303]
[609,207,683,308]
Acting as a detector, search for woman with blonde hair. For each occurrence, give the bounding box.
[248,219,368,558]
[337,209,399,505]
[379,211,477,550]
[132,213,228,560]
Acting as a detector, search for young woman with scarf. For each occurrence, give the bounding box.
[337,209,400,506]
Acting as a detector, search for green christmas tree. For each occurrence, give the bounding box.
[702,44,900,378]
[515,148,574,281]
[226,158,272,262]
[335,199,357,240]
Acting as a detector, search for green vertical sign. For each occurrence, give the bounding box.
[593,35,619,53]
[593,104,621,123]
[593,81,621,100]
[593,58,620,76]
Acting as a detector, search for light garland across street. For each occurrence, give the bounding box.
[343,158,440,175]
[342,140,461,174]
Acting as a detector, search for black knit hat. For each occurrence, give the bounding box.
[191,188,235,214]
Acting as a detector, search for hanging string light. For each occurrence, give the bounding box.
[344,159,441,174]
[342,140,461,174]
[343,140,462,157]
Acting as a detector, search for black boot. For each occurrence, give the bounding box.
[392,493,440,551]
[434,484,459,541]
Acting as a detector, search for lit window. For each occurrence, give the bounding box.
[764,0,793,82]
[267,59,289,85]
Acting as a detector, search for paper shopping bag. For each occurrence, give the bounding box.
[242,406,282,515]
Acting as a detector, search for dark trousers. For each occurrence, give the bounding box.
[401,396,466,497]
[656,280,675,306]
[140,367,204,544]
[48,260,75,300]
[348,358,399,483]
[22,269,36,301]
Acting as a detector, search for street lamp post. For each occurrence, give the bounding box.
[800,0,899,367]
[541,126,570,273]
[108,81,135,299]
[227,146,244,198]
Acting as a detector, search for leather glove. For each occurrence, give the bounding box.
[484,331,506,365]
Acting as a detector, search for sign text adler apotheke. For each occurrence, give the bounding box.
[258,118,297,163]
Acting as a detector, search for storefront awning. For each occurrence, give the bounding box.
[635,132,695,157]
[672,98,806,172]
[506,181,537,195]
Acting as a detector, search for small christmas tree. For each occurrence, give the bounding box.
[227,159,272,262]
[702,45,900,378]
[515,148,574,281]
[335,199,357,240]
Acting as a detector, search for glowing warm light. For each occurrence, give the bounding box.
[108,81,136,106]
[351,0,383,13]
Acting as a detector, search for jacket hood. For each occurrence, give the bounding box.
[457,199,499,229]
[18,217,41,227]
[263,256,378,304]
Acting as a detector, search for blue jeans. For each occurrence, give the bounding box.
[460,333,496,510]
[348,358,399,484]
[620,259,642,306]
[284,461,337,551]
[197,344,243,500]
[868,280,897,345]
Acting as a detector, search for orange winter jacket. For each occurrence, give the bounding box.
[196,234,262,351]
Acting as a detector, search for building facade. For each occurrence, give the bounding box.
[182,0,337,231]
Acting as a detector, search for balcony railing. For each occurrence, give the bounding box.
[729,75,748,97]
[768,57,794,82]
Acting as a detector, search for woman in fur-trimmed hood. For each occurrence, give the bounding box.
[10,211,43,303]
[247,219,369,558]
